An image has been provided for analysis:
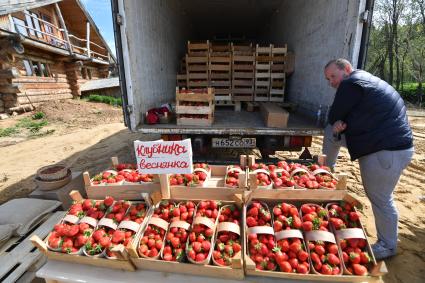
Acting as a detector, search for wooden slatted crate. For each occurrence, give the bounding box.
[269,44,287,102]
[187,40,210,57]
[254,44,272,102]
[209,55,232,102]
[232,44,254,102]
[186,55,209,89]
[176,87,215,126]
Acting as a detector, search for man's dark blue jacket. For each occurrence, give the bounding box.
[328,70,413,160]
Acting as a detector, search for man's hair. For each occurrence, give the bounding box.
[324,58,353,70]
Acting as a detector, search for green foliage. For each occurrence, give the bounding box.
[86,94,122,107]
[0,127,19,137]
[15,118,48,133]
[32,111,45,120]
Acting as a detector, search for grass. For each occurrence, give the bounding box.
[86,94,122,107]
[0,112,49,137]
[0,127,19,137]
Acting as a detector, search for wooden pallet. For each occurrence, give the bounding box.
[215,100,241,111]
[186,55,209,88]
[187,40,210,57]
[0,211,65,283]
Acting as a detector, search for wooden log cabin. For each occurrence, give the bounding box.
[0,0,116,113]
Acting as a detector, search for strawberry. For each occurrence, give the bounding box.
[300,204,329,231]
[307,241,342,275]
[213,205,242,266]
[274,237,310,273]
[225,165,243,188]
[123,202,147,224]
[272,203,301,231]
[138,223,166,258]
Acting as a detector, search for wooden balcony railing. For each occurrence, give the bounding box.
[12,10,110,62]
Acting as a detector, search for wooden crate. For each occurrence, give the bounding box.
[269,71,285,102]
[232,54,255,101]
[186,55,209,89]
[187,40,210,56]
[242,190,387,282]
[209,42,231,56]
[0,211,63,283]
[176,87,215,126]
[271,44,288,63]
[254,44,272,102]
[125,197,245,280]
[231,42,253,56]
[83,157,161,200]
[29,212,135,271]
[208,56,232,102]
[176,73,187,88]
[166,165,247,200]
[83,172,161,201]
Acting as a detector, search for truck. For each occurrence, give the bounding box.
[110,0,374,162]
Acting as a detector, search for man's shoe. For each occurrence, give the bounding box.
[371,241,396,260]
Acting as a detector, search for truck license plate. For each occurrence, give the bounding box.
[212,137,256,148]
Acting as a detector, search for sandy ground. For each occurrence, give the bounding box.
[0,100,424,282]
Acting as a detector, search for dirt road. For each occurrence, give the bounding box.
[0,100,424,282]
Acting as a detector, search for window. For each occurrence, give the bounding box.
[30,12,43,38]
[40,63,50,77]
[23,59,33,76]
[87,68,92,79]
[32,61,42,76]
[12,17,28,36]
[24,13,35,36]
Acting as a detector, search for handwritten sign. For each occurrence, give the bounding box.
[134,139,193,174]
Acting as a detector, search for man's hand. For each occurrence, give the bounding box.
[333,120,347,134]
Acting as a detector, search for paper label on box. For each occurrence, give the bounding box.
[98,218,118,230]
[193,216,215,229]
[275,229,303,241]
[305,230,336,243]
[63,214,79,224]
[247,226,274,236]
[169,220,191,231]
[118,220,140,233]
[312,168,337,180]
[335,228,366,240]
[290,168,310,177]
[217,222,241,235]
[80,216,97,228]
[148,217,169,231]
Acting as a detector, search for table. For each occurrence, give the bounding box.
[36,260,323,283]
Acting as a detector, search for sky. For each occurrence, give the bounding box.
[81,0,115,55]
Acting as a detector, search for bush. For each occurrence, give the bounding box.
[86,94,122,107]
[32,111,45,120]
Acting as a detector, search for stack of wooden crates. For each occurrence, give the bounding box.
[176,41,290,109]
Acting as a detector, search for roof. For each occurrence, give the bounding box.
[80,77,119,92]
[0,0,61,15]
[0,0,116,63]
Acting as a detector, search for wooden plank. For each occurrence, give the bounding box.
[177,117,213,126]
[131,257,244,280]
[0,68,19,79]
[175,105,213,115]
[176,92,214,102]
[0,211,65,282]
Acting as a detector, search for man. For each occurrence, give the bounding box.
[323,58,414,260]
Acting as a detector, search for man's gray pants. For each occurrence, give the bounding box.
[322,124,413,249]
